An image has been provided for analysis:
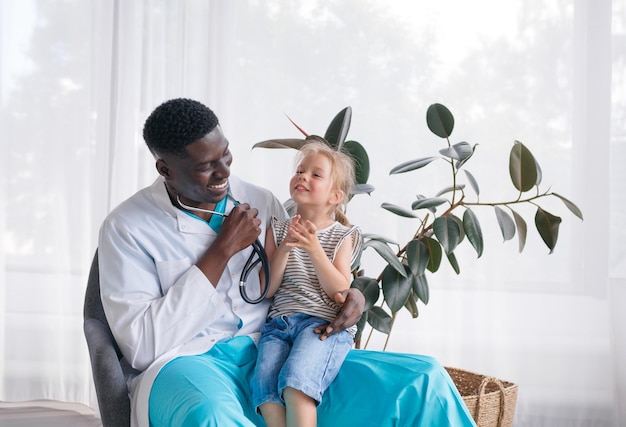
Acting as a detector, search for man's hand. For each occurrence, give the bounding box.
[216,203,262,254]
[314,288,365,340]
[197,203,261,285]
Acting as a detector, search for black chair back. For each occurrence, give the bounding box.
[83,250,131,427]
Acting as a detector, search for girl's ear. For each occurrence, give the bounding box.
[329,189,344,206]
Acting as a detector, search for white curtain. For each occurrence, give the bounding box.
[0,0,624,425]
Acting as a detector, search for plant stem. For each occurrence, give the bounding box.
[462,191,554,208]
[364,325,374,349]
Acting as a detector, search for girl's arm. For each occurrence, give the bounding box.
[309,233,352,298]
[261,217,298,298]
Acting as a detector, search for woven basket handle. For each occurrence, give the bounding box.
[475,376,506,427]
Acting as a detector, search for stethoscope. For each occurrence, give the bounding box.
[176,191,270,304]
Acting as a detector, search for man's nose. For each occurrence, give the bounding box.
[215,160,230,176]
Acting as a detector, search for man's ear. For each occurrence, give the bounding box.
[156,159,171,178]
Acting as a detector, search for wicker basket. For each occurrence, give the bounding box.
[445,367,518,427]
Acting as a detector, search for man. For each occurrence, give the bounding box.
[98,98,476,426]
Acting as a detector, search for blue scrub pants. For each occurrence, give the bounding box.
[149,336,476,427]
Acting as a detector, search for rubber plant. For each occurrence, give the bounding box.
[252,107,374,204]
[253,104,584,349]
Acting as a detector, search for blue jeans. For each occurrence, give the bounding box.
[250,313,353,411]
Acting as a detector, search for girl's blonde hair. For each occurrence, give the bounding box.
[294,138,356,225]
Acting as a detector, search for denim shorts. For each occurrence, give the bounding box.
[250,312,353,411]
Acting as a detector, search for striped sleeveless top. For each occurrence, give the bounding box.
[267,217,362,325]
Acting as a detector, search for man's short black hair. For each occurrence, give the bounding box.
[143,98,219,157]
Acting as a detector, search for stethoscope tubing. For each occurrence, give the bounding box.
[176,192,270,304]
[239,239,270,304]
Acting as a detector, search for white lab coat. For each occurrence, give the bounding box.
[98,176,287,427]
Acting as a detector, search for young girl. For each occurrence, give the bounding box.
[250,140,362,427]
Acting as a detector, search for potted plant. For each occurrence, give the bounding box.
[253,104,583,426]
[253,103,583,346]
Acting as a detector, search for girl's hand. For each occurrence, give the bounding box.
[285,218,321,254]
[279,215,301,252]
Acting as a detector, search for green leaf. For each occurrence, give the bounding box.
[423,236,443,273]
[464,170,480,196]
[456,143,478,169]
[381,264,412,312]
[381,202,419,218]
[463,208,484,258]
[404,294,419,318]
[351,183,375,196]
[252,138,306,150]
[406,239,430,275]
[426,103,455,138]
[509,140,539,192]
[451,214,465,244]
[494,206,516,242]
[536,160,543,186]
[304,134,330,145]
[411,197,448,211]
[433,216,461,254]
[535,207,562,253]
[351,276,380,311]
[411,273,430,304]
[324,106,352,150]
[414,195,437,213]
[436,185,465,197]
[439,141,473,162]
[552,192,584,220]
[389,157,438,175]
[342,140,370,185]
[446,251,460,275]
[366,306,393,334]
[363,233,399,246]
[510,208,527,253]
[362,239,407,277]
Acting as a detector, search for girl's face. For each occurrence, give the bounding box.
[289,153,341,211]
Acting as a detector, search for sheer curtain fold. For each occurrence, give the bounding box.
[0,1,623,426]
